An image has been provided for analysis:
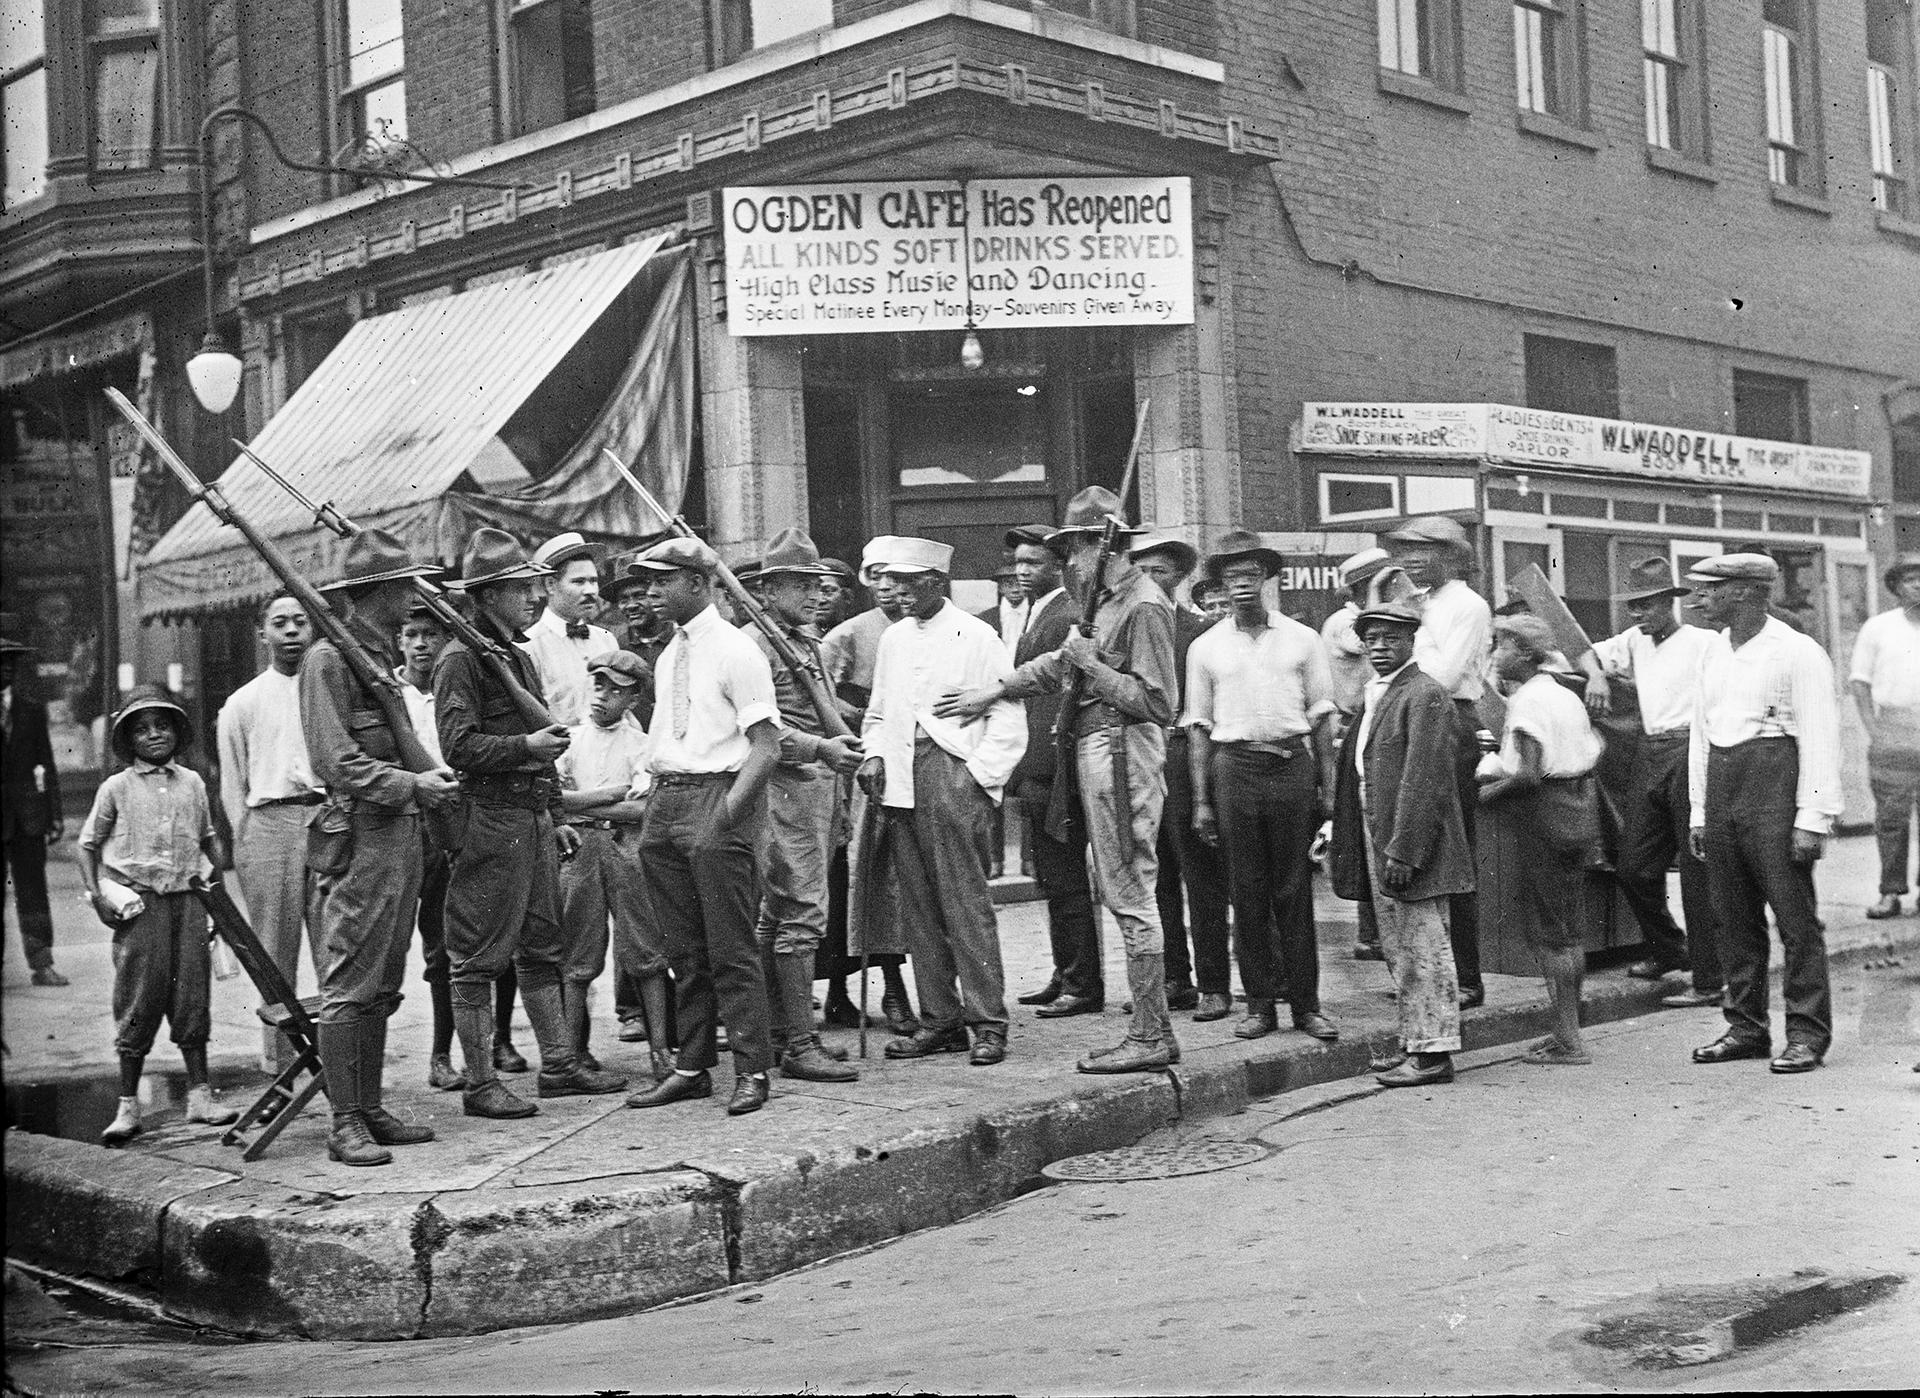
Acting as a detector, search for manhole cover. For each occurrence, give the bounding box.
[1041,1138,1269,1182]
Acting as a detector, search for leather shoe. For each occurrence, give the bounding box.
[1192,992,1233,1022]
[1692,1034,1771,1065]
[969,1032,1007,1066]
[427,1053,468,1091]
[780,1042,859,1082]
[1769,1042,1824,1074]
[538,1063,629,1097]
[463,1079,538,1119]
[1077,1036,1170,1074]
[1166,984,1199,1011]
[881,992,921,1036]
[1351,943,1385,962]
[1376,1055,1453,1088]
[492,1041,530,1074]
[30,966,69,987]
[1627,959,1674,981]
[1866,894,1902,919]
[625,1069,713,1108]
[1293,1011,1339,1042]
[1233,1005,1278,1040]
[1016,980,1063,1006]
[727,1073,770,1115]
[1660,986,1723,1009]
[1458,986,1486,1011]
[617,1017,648,1043]
[822,997,866,1029]
[363,1106,435,1146]
[884,1025,970,1059]
[1035,993,1104,1019]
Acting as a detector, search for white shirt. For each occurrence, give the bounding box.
[1500,673,1603,777]
[1414,579,1492,703]
[395,669,445,767]
[216,668,322,829]
[1184,610,1334,741]
[1355,659,1416,810]
[1689,617,1845,833]
[1592,622,1718,735]
[862,599,1026,808]
[560,715,651,802]
[645,604,780,775]
[1849,608,1920,711]
[519,607,617,728]
[994,596,1030,652]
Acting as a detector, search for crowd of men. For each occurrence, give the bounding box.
[49,492,1906,1164]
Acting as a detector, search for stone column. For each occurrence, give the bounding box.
[694,247,807,560]
[1134,301,1240,549]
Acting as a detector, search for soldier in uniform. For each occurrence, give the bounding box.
[436,528,628,1119]
[301,529,461,1165]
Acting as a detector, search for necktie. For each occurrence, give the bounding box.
[671,627,691,740]
[566,621,590,641]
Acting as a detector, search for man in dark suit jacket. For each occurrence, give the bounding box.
[1329,600,1473,1088]
[1002,525,1103,1014]
[2,638,67,986]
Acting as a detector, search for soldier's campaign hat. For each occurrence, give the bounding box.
[860,536,903,580]
[1383,515,1472,551]
[759,527,835,579]
[531,531,599,572]
[1884,554,1920,592]
[1614,556,1691,603]
[1131,533,1199,576]
[878,537,953,575]
[1338,547,1391,591]
[1047,487,1141,545]
[631,535,720,576]
[318,527,443,592]
[446,528,549,590]
[1204,528,1284,581]
[586,650,649,688]
[1684,553,1779,585]
[109,685,193,763]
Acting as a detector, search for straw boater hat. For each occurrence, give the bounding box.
[531,531,599,573]
[1884,554,1920,592]
[445,528,549,591]
[1338,547,1391,592]
[878,537,953,575]
[1203,528,1284,581]
[1613,556,1691,603]
[1046,487,1141,546]
[1131,533,1200,576]
[317,527,442,593]
[631,536,720,576]
[1383,515,1472,551]
[758,527,835,579]
[109,685,192,764]
[1685,553,1780,585]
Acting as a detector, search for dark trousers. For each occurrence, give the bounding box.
[1448,700,1483,993]
[640,777,772,1075]
[1156,732,1231,994]
[3,834,54,970]
[1615,734,1722,990]
[1869,743,1920,895]
[443,803,564,989]
[418,839,450,985]
[313,810,421,1024]
[112,889,212,1056]
[1704,738,1831,1052]
[1215,744,1321,1015]
[1017,786,1102,1001]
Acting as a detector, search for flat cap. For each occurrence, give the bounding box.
[1884,553,1920,592]
[631,536,719,575]
[1383,515,1470,549]
[586,649,650,688]
[1684,552,1779,585]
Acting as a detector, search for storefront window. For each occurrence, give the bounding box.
[892,380,1047,488]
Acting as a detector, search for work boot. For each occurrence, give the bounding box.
[455,982,537,1117]
[559,981,600,1072]
[772,950,858,1080]
[881,988,920,1036]
[101,1096,142,1146]
[1078,955,1174,1074]
[524,978,627,1097]
[316,1021,392,1167]
[780,1041,859,1082]
[361,1017,433,1146]
[185,1084,238,1126]
[428,1053,468,1091]
[1234,1000,1279,1039]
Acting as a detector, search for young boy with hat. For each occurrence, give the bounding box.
[77,688,239,1145]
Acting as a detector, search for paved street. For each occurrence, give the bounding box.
[7,909,1916,1395]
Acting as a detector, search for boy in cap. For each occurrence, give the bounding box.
[556,650,664,1079]
[77,688,239,1144]
[1849,554,1920,920]
[520,532,616,727]
[1686,553,1843,1074]
[438,527,628,1119]
[1,635,67,986]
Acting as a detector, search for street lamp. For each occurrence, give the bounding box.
[189,104,525,413]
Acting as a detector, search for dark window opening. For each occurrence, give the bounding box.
[509,0,597,136]
[1732,369,1810,443]
[1524,334,1619,418]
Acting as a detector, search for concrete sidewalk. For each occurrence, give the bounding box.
[4,834,1910,1339]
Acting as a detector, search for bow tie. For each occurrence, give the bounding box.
[566,622,591,640]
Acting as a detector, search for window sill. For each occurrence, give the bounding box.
[1644,146,1716,184]
[1516,109,1603,152]
[1874,209,1920,244]
[1769,183,1832,216]
[1377,68,1472,116]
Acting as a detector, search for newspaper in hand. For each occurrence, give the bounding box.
[95,878,146,923]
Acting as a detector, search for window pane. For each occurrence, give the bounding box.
[358,76,407,141]
[1378,0,1401,69]
[1642,0,1676,58]
[89,0,159,37]
[512,0,595,135]
[3,64,48,206]
[1869,64,1897,174]
[345,0,404,87]
[92,41,158,169]
[1764,28,1797,145]
[1644,59,1672,147]
[751,0,832,48]
[2,0,45,74]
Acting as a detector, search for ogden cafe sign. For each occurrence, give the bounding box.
[1299,402,1873,499]
[722,178,1194,336]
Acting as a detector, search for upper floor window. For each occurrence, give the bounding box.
[1513,0,1585,122]
[336,0,406,149]
[1642,0,1706,155]
[717,0,834,60]
[2,0,48,207]
[1867,0,1914,215]
[507,0,596,136]
[1762,0,1821,190]
[1733,369,1810,443]
[1031,1,1138,34]
[89,0,161,172]
[1378,0,1464,91]
[1524,334,1619,419]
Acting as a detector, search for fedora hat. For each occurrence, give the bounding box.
[317,527,443,593]
[1131,533,1199,576]
[878,537,953,575]
[631,536,719,576]
[1203,528,1284,581]
[1614,556,1690,603]
[1383,515,1471,550]
[531,531,599,572]
[1885,554,1920,592]
[445,527,549,591]
[1046,487,1141,545]
[758,526,834,580]
[109,685,192,764]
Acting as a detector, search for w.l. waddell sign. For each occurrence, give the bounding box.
[722,177,1194,336]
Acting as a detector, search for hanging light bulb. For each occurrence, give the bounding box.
[960,327,984,371]
[187,330,244,414]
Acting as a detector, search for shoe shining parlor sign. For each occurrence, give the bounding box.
[722,178,1195,335]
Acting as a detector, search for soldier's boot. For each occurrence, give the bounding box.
[455,981,537,1119]
[317,1020,392,1166]
[560,981,600,1072]
[1077,955,1173,1075]
[526,975,627,1098]
[775,951,858,1082]
[360,1015,433,1146]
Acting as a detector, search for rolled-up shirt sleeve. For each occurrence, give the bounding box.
[301,644,420,809]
